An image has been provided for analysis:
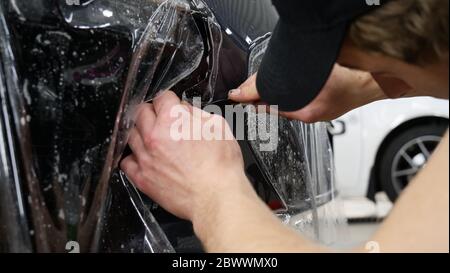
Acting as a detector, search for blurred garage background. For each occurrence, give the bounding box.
[333,97,449,247]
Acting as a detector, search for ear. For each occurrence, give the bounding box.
[371,73,413,98]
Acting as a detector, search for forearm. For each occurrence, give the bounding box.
[349,69,387,107]
[371,131,449,252]
[192,175,327,253]
[350,69,426,102]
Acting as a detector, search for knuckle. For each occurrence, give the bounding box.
[120,159,129,172]
[131,173,145,189]
[211,114,224,123]
[139,154,153,168]
[143,131,162,150]
[138,104,156,122]
[136,104,147,119]
[143,133,154,148]
[138,107,151,123]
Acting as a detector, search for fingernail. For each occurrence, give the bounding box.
[229,89,241,96]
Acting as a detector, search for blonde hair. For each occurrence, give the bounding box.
[350,0,449,65]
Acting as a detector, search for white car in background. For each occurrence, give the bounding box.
[334,97,449,204]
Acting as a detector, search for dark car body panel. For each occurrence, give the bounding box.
[1,0,333,253]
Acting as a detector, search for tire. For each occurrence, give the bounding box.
[378,120,448,202]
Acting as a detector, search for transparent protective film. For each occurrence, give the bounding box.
[247,33,347,246]
[0,7,33,252]
[288,122,347,246]
[1,0,220,252]
[98,0,205,168]
[248,113,347,246]
[0,2,34,253]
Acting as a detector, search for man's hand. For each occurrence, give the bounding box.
[120,91,254,223]
[229,64,386,123]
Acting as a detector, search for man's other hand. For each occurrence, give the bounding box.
[229,64,386,123]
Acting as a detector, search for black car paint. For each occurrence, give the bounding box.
[0,0,285,253]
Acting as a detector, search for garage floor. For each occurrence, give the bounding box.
[336,193,395,251]
[329,193,392,250]
[334,222,380,249]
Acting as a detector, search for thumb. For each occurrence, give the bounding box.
[228,74,261,103]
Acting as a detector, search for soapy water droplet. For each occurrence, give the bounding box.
[58,209,65,220]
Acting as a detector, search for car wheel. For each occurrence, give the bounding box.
[378,120,448,202]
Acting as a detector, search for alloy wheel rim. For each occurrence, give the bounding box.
[391,135,442,194]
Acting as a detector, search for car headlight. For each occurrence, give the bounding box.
[246,34,335,214]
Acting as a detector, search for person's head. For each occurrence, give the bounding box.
[338,0,449,99]
[256,0,449,111]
